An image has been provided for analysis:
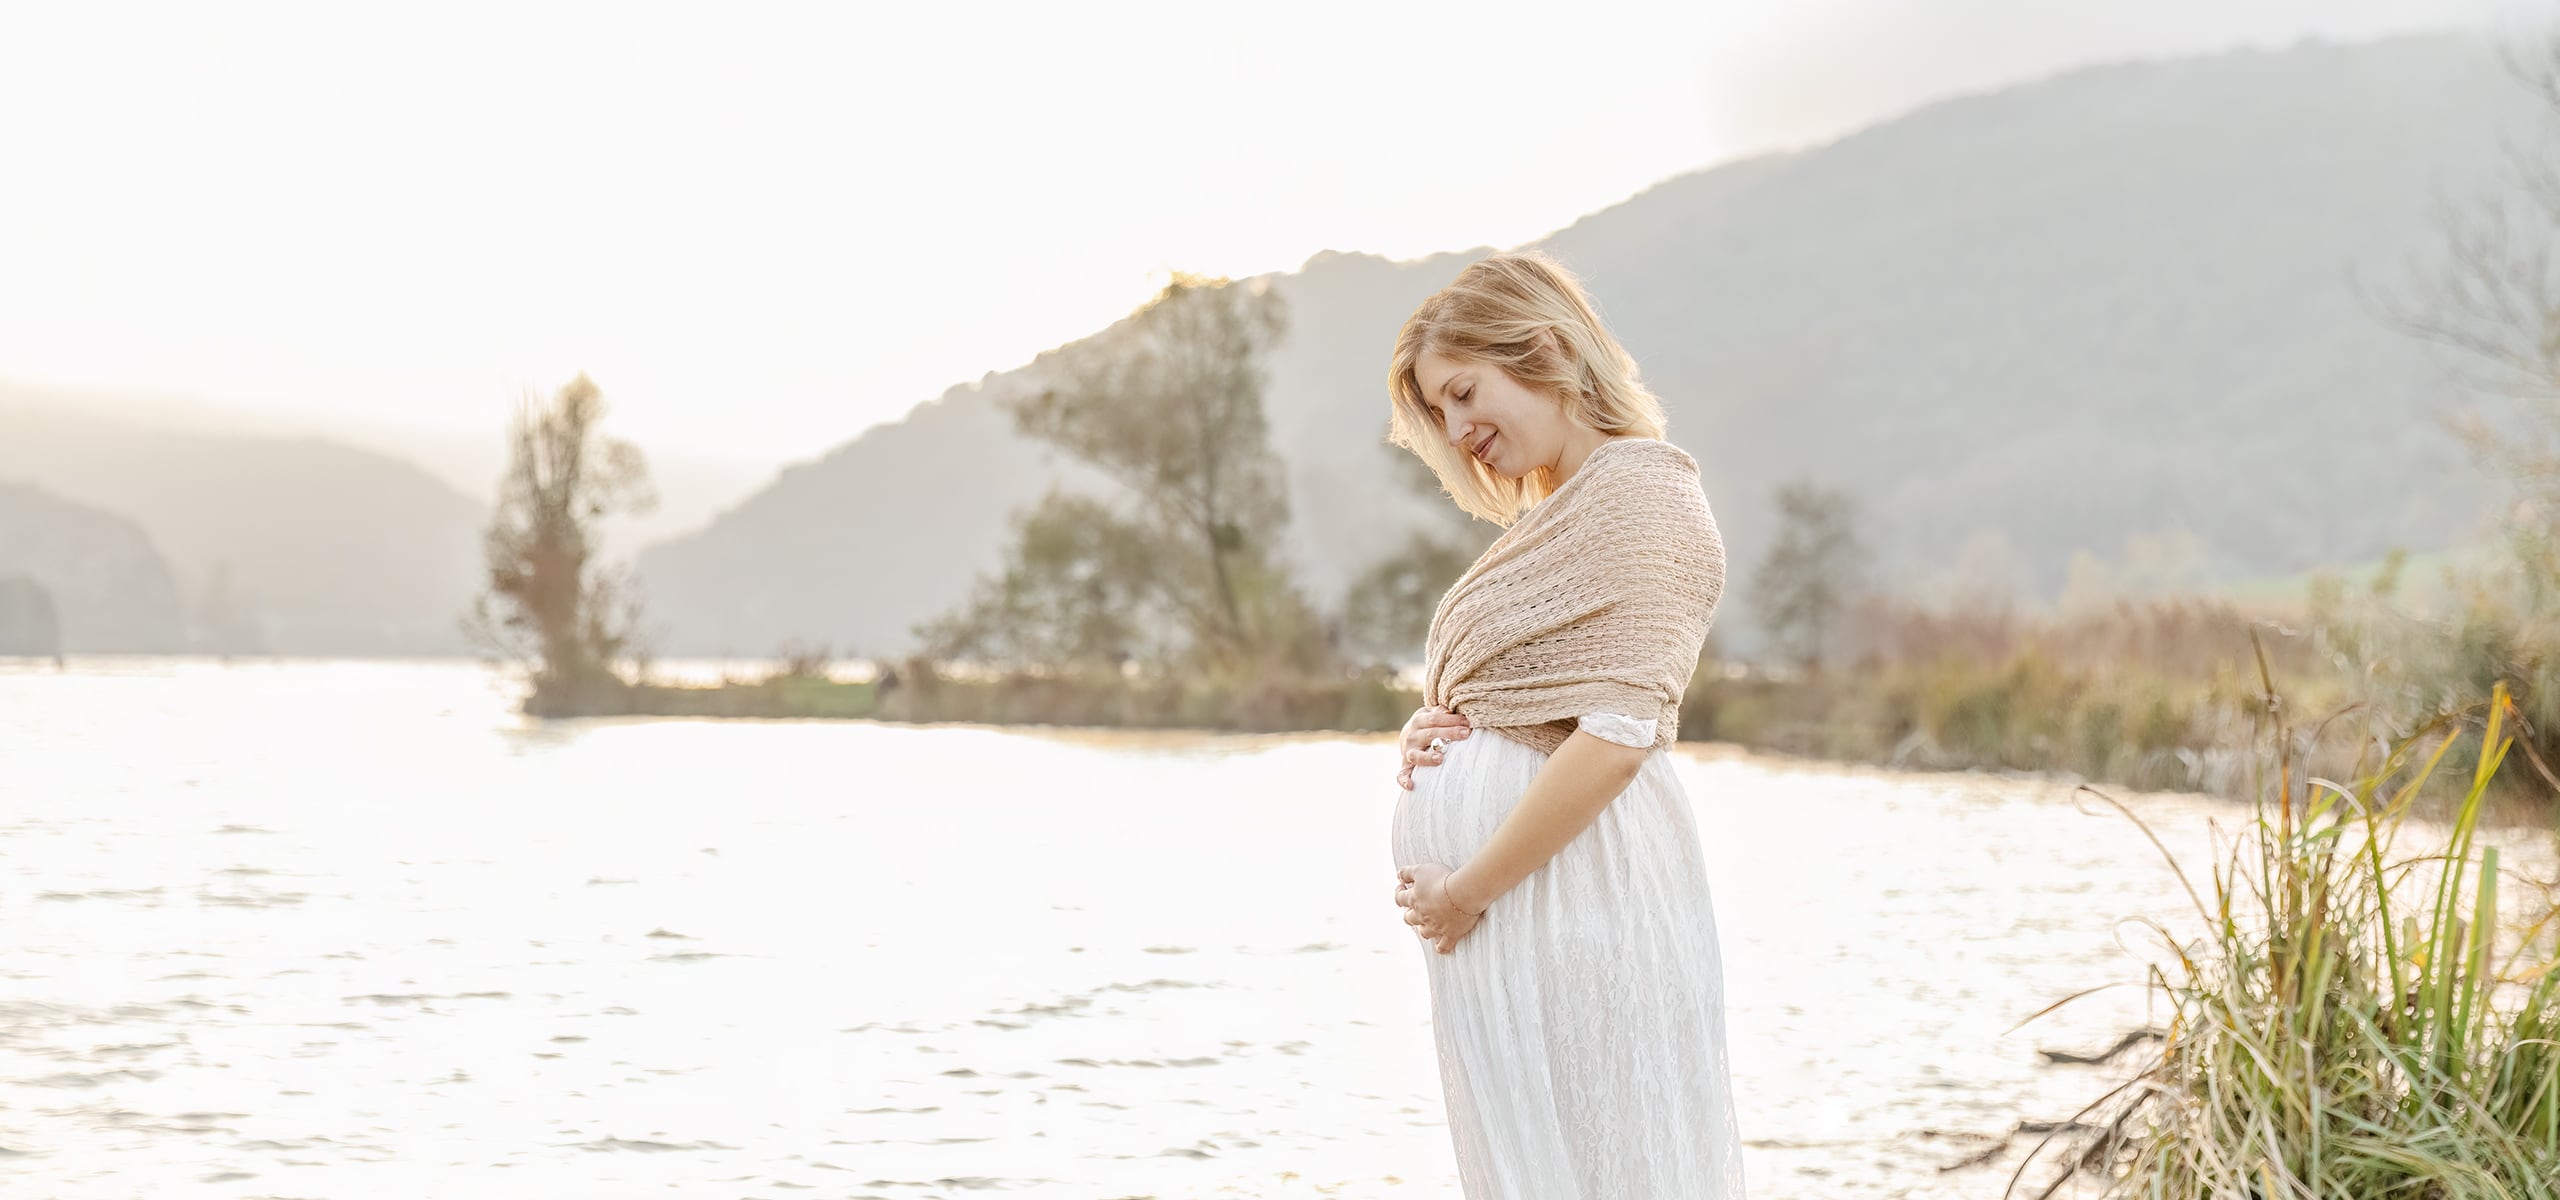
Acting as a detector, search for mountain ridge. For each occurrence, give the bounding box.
[632,30,2521,661]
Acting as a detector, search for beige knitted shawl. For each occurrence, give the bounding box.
[1421,436,1726,756]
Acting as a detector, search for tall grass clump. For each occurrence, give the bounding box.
[2021,637,2560,1198]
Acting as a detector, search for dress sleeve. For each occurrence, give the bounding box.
[1577,711,1659,748]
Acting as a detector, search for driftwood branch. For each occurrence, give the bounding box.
[2037,1026,2165,1065]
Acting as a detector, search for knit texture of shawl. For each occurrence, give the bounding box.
[1421,436,1726,756]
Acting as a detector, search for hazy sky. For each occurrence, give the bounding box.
[0,0,2534,526]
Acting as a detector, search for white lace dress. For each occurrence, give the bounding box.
[1388,710,1747,1198]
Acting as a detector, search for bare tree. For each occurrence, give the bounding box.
[1750,480,1870,674]
[2380,27,2560,566]
[2360,24,2560,785]
[461,373,658,715]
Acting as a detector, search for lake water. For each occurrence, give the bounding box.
[3,657,2525,1198]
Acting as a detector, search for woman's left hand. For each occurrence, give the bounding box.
[1394,862,1482,954]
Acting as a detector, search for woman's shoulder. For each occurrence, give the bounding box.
[1592,435,1697,475]
[1586,438,1721,556]
[1587,436,1703,499]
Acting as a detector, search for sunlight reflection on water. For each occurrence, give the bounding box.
[2,657,2540,1198]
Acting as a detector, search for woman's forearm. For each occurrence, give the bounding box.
[1444,731,1648,913]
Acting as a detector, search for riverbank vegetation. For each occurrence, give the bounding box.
[2009,671,2560,1196]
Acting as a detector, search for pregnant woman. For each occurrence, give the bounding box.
[1384,250,1745,1197]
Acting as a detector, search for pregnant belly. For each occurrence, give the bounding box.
[1388,730,1524,871]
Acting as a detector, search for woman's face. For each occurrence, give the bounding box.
[1413,346,1571,479]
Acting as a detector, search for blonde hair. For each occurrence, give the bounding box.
[1386,249,1668,526]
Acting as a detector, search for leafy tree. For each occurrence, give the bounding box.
[924,271,1333,675]
[1750,480,1869,673]
[912,488,1185,672]
[1339,444,1498,666]
[461,373,658,714]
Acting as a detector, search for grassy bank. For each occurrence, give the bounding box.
[589,615,2299,806]
[609,659,1417,734]
[563,587,2553,818]
[2020,682,2560,1196]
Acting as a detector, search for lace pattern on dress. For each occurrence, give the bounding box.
[1390,714,1744,1194]
[1576,711,1658,748]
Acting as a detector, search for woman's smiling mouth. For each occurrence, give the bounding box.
[1473,432,1497,462]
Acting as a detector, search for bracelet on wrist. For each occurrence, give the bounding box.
[1447,869,1487,916]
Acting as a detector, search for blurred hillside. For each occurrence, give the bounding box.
[634,32,2519,661]
[0,398,486,655]
[0,482,187,652]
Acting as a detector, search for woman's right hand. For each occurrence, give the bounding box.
[1397,704,1473,790]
